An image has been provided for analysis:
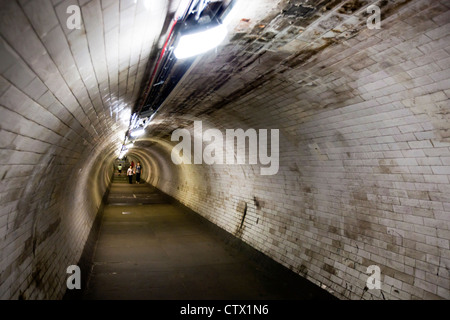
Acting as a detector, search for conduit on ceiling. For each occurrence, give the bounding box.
[121,0,238,152]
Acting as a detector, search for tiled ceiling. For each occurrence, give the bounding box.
[0,0,173,150]
[0,0,413,153]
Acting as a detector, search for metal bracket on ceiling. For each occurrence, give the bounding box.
[153,81,165,87]
[188,0,211,20]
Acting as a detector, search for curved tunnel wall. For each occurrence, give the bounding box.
[0,0,164,299]
[126,2,450,300]
[0,133,116,299]
[131,96,450,301]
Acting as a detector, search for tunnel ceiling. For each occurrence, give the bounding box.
[132,0,413,139]
[0,0,180,157]
[1,0,410,156]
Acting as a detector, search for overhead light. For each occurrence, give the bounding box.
[174,23,228,59]
[130,128,145,138]
[119,152,127,160]
[130,113,138,128]
[118,146,128,159]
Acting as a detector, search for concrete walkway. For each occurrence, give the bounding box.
[82,174,336,300]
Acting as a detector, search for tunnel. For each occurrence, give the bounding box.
[0,0,449,304]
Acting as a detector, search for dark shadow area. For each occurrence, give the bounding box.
[167,195,337,300]
[62,174,113,300]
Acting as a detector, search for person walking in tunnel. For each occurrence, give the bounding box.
[135,162,142,184]
[127,165,133,184]
[118,163,122,176]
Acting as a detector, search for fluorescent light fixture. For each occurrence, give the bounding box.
[130,113,138,128]
[174,23,228,59]
[130,128,145,138]
[118,147,128,159]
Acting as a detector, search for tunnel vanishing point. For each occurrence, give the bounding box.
[0,0,449,301]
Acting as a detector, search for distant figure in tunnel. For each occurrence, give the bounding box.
[135,162,142,184]
[118,163,122,176]
[131,160,134,168]
[127,165,133,184]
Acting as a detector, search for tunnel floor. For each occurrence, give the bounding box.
[81,173,336,300]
